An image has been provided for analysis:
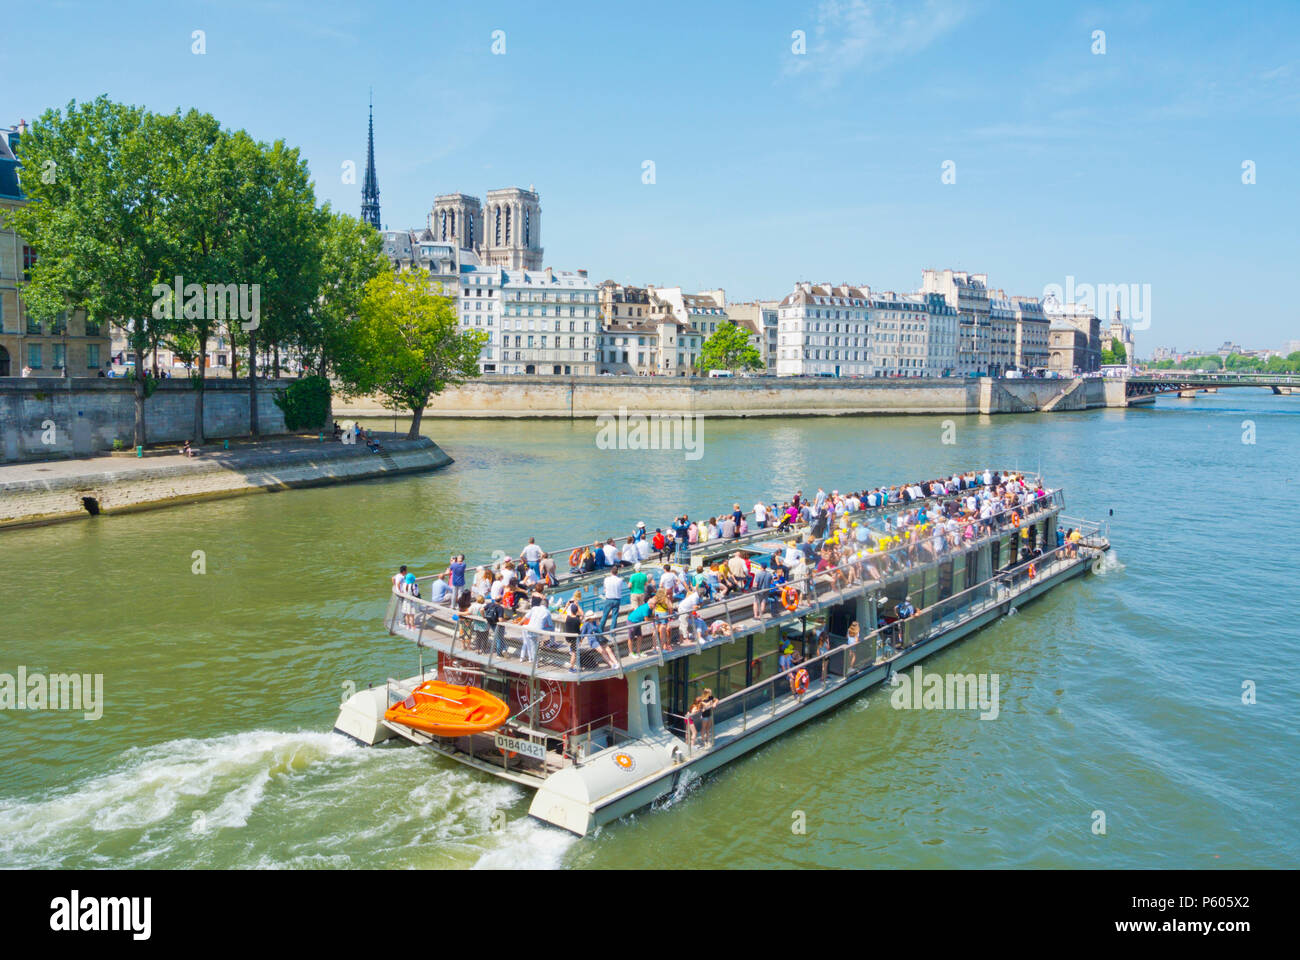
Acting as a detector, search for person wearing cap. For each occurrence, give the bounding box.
[627,563,649,610]
[581,610,619,669]
[894,595,917,649]
[672,515,691,565]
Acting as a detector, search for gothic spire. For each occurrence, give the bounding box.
[361,94,381,230]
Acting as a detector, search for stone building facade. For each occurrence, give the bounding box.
[0,121,111,379]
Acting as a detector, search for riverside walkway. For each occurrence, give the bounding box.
[0,433,452,528]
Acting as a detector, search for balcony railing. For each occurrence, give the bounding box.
[388,488,1069,681]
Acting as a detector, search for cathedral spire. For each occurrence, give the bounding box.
[361,93,381,230]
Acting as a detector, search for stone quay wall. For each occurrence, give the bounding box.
[336,375,1130,419]
[0,377,298,462]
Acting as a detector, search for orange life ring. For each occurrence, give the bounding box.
[1011,512,1021,528]
[780,586,801,611]
[1027,562,1037,579]
[792,669,809,695]
[568,548,582,567]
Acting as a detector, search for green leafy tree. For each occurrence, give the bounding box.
[335,268,487,438]
[237,139,325,434]
[2,97,177,446]
[302,209,386,376]
[699,319,763,374]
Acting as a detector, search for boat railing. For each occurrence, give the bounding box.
[388,487,1068,678]
[512,470,1041,584]
[662,539,1088,755]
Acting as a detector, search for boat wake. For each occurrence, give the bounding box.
[0,729,575,869]
[1091,549,1125,576]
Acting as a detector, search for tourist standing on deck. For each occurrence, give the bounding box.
[751,562,773,619]
[447,555,466,608]
[600,569,623,633]
[753,500,768,529]
[672,515,691,565]
[628,563,649,611]
[521,538,543,578]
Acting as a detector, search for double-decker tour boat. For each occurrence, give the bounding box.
[335,469,1109,836]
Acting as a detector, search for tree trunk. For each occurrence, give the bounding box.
[248,329,259,437]
[407,401,426,440]
[133,344,146,448]
[272,344,280,379]
[194,333,208,443]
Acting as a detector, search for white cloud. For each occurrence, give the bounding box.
[785,0,971,84]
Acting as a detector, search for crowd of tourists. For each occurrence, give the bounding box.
[389,468,1071,672]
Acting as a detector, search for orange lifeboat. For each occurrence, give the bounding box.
[384,680,510,737]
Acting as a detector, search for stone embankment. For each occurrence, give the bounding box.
[0,434,452,529]
[336,376,1135,419]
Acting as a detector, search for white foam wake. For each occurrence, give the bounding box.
[0,729,359,867]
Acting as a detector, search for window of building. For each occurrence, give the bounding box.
[87,344,101,368]
[27,344,42,369]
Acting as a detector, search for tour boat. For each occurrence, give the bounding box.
[335,470,1109,836]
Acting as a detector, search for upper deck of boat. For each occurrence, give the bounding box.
[387,476,1079,684]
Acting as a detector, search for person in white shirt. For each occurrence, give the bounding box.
[521,602,550,663]
[677,587,702,644]
[621,539,638,566]
[599,571,623,632]
[754,502,768,528]
[636,536,652,561]
[521,538,543,577]
[602,540,620,568]
[658,566,679,597]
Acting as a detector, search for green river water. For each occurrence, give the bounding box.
[1,392,1296,869]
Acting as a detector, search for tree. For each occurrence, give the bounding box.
[237,138,325,434]
[153,112,269,442]
[2,97,177,446]
[335,268,487,438]
[699,319,763,374]
[301,209,386,376]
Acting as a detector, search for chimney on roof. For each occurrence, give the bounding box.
[578,269,587,278]
[545,266,553,281]
[17,119,27,134]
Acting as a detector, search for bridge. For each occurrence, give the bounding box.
[1125,371,1300,399]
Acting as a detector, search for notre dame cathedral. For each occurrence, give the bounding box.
[428,187,543,270]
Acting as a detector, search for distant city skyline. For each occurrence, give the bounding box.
[4,0,1298,349]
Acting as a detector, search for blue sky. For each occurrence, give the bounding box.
[4,0,1298,352]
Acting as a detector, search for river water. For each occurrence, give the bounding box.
[1,391,1296,869]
